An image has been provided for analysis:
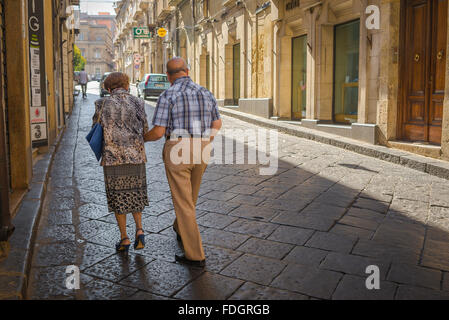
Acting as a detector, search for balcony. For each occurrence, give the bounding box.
[157,6,175,21]
[139,0,152,10]
[222,0,235,7]
[168,0,182,6]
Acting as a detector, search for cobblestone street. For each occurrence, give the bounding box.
[27,84,449,300]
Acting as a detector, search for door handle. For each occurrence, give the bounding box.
[437,50,444,60]
[414,53,420,62]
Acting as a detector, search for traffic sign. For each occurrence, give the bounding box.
[157,27,167,38]
[133,27,152,39]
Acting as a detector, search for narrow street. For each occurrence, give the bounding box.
[26,81,449,300]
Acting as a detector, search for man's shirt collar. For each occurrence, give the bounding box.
[173,76,191,85]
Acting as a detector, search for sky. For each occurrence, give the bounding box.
[79,0,116,15]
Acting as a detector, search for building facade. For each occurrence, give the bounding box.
[0,0,78,242]
[76,12,115,79]
[113,0,449,161]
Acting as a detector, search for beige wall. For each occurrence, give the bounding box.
[5,0,32,190]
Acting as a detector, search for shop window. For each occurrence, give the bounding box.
[333,20,360,124]
[291,35,307,120]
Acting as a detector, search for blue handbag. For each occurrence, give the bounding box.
[86,102,104,161]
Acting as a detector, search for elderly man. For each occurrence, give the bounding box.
[145,57,222,267]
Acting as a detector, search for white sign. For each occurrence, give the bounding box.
[30,106,46,124]
[31,73,40,87]
[30,48,40,68]
[31,123,47,140]
[31,87,41,107]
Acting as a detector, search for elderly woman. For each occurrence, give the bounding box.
[92,72,148,253]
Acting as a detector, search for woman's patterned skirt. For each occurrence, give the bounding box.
[103,164,149,214]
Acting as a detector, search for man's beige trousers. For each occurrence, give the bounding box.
[163,138,211,261]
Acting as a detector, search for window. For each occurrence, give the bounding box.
[149,75,168,82]
[96,35,102,41]
[333,20,360,124]
[292,35,307,120]
[95,49,101,58]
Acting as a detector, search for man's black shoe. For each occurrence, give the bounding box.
[175,254,206,267]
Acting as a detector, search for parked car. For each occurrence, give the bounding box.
[137,74,170,99]
[99,72,112,97]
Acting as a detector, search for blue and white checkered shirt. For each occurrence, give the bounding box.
[152,76,221,136]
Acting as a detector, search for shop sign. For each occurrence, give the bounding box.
[133,27,152,39]
[28,0,48,147]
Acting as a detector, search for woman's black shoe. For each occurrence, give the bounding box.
[175,254,205,267]
[116,237,130,252]
[134,228,145,250]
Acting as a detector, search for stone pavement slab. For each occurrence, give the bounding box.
[174,272,244,300]
[220,254,286,286]
[271,264,342,300]
[332,275,397,300]
[228,282,309,300]
[119,259,204,297]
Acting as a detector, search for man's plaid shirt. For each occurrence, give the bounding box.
[152,76,221,136]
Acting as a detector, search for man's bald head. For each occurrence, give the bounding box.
[167,58,188,74]
[166,57,189,84]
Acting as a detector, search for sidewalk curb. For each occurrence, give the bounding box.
[219,107,449,181]
[0,111,71,300]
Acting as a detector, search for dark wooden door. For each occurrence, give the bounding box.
[401,0,447,145]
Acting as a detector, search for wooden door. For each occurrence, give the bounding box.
[400,0,447,145]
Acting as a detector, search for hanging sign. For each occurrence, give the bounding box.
[157,27,167,38]
[28,0,48,147]
[133,27,152,39]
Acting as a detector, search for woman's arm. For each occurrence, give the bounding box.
[92,100,103,127]
[144,126,166,142]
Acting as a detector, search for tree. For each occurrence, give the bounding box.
[73,44,86,71]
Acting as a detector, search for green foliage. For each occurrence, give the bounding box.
[73,44,86,71]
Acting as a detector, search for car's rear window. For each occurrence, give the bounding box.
[149,75,167,82]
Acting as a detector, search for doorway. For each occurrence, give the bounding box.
[291,35,307,120]
[400,0,447,145]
